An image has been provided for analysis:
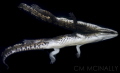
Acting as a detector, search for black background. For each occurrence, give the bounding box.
[0,0,119,72]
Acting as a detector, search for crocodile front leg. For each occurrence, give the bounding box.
[69,12,77,25]
[76,45,81,58]
[49,48,60,64]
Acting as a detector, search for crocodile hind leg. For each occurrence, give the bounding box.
[49,48,60,64]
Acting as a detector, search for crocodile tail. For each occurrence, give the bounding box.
[1,41,49,69]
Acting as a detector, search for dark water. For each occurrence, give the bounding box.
[0,0,119,72]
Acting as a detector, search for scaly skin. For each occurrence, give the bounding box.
[1,3,118,69]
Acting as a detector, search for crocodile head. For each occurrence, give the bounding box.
[76,27,118,44]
